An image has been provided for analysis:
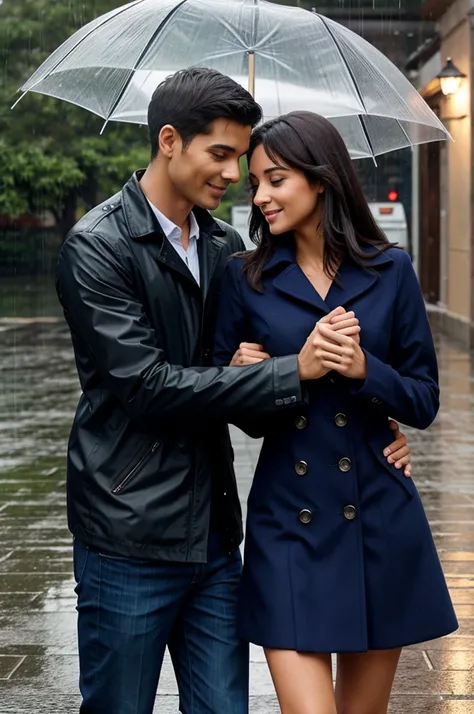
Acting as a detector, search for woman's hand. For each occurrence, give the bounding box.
[298,307,348,381]
[314,323,367,379]
[327,310,360,345]
[230,342,271,366]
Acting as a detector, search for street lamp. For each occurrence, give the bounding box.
[436,58,466,96]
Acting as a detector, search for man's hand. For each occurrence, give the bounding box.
[385,419,412,478]
[230,343,271,366]
[229,306,360,369]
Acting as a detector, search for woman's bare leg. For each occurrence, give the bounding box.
[335,648,402,714]
[265,648,337,714]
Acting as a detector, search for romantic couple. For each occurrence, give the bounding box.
[56,67,458,714]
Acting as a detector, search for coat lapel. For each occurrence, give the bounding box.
[156,238,198,287]
[267,243,394,314]
[153,227,226,302]
[274,264,330,316]
[198,232,226,303]
[326,250,394,310]
[125,174,227,298]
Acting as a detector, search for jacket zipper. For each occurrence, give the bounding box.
[112,441,160,494]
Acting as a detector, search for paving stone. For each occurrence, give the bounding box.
[0,655,25,680]
[391,670,474,696]
[427,651,474,671]
[0,322,474,712]
[388,700,474,714]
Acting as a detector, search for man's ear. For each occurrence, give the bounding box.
[318,183,325,194]
[158,125,179,158]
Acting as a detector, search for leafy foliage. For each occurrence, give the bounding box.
[0,0,149,234]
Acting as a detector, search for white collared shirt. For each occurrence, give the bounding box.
[146,199,201,286]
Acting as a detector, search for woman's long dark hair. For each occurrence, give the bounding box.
[242,111,390,291]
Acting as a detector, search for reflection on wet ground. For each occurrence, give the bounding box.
[0,315,473,712]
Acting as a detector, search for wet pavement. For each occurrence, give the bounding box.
[0,305,474,712]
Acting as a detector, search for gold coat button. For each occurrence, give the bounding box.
[338,457,352,473]
[295,460,308,476]
[343,505,357,520]
[335,413,347,427]
[295,416,307,430]
[299,509,313,524]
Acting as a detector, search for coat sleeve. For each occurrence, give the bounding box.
[213,258,250,367]
[57,232,304,427]
[350,251,439,429]
[213,258,299,438]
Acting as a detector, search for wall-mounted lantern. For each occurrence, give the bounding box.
[436,58,466,96]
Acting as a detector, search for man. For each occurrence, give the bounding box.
[56,67,411,714]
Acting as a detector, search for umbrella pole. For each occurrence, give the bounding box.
[248,51,255,97]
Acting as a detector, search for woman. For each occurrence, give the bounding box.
[213,112,458,714]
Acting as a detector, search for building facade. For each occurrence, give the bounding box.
[409,0,474,347]
[292,1,435,228]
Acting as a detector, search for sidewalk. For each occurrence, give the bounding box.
[0,321,473,712]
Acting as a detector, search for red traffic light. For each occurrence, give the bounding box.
[387,190,399,202]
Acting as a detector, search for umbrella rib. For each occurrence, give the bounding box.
[100,0,191,132]
[395,118,413,148]
[251,0,259,49]
[210,17,249,50]
[357,116,377,164]
[17,0,147,97]
[316,13,376,159]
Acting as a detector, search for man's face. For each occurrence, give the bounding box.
[167,119,252,210]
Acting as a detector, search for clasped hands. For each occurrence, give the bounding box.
[297,305,366,382]
[230,307,412,478]
[231,306,366,382]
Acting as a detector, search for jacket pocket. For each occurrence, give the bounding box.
[367,433,416,498]
[111,441,161,494]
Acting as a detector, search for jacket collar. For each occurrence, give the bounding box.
[121,170,227,300]
[264,241,393,315]
[121,170,226,242]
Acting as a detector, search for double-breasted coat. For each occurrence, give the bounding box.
[213,243,458,652]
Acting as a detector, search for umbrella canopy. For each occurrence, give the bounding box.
[16,0,449,158]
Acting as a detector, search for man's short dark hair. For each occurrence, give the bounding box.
[147,67,262,159]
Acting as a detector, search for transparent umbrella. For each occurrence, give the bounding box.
[15,0,449,159]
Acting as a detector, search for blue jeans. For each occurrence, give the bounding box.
[73,537,249,714]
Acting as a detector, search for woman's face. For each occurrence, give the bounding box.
[248,144,324,236]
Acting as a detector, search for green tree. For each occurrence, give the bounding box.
[0,0,149,236]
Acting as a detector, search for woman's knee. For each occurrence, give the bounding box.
[265,649,336,714]
[335,649,401,714]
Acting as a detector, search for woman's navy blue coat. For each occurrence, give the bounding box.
[213,244,458,652]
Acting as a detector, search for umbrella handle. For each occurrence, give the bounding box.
[248,50,255,98]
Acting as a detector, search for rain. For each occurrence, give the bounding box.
[1,0,474,711]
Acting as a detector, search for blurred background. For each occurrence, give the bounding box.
[1,0,463,331]
[2,3,474,711]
